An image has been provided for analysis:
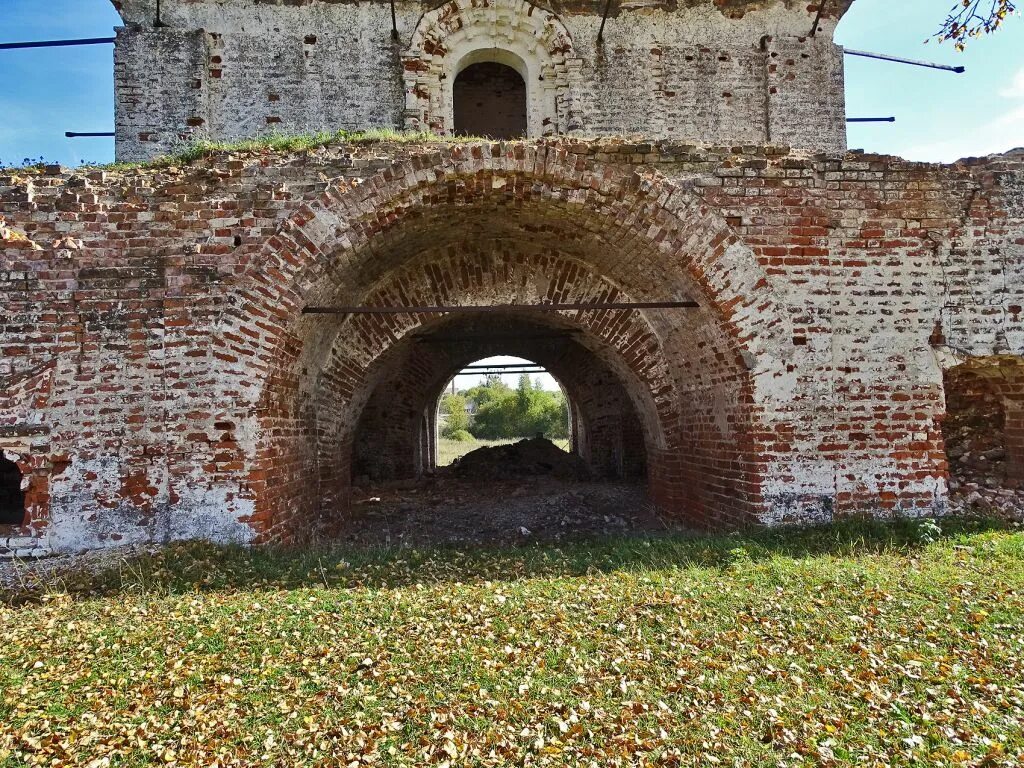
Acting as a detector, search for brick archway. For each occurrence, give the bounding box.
[216,143,793,542]
[352,314,649,477]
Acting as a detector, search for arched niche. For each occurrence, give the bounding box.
[453,57,528,139]
[942,355,1024,489]
[401,0,582,136]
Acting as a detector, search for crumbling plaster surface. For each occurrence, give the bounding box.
[109,0,848,161]
[2,139,1022,554]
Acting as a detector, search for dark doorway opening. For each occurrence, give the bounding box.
[453,62,527,139]
[0,454,25,526]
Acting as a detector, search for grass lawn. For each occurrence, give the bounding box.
[2,517,1024,766]
[437,436,571,466]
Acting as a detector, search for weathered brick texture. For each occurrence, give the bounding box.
[2,139,1022,554]
[110,0,850,161]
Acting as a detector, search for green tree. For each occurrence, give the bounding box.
[439,392,470,438]
[470,377,569,440]
[464,375,511,410]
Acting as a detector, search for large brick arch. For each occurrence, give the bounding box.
[214,143,794,541]
[308,250,675,527]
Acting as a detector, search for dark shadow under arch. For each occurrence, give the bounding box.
[351,313,649,484]
[0,454,25,526]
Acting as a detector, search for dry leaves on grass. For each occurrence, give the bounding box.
[1,520,1023,766]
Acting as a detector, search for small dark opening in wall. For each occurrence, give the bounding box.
[0,454,25,526]
[453,62,527,140]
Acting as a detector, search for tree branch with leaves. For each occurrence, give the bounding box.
[933,0,1017,50]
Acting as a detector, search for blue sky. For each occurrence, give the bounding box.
[1,0,1020,390]
[0,0,1021,166]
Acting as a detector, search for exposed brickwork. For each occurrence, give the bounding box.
[2,139,1022,553]
[944,357,1024,487]
[110,0,849,161]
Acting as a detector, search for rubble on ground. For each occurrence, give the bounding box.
[345,478,670,548]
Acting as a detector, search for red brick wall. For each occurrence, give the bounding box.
[2,140,1021,553]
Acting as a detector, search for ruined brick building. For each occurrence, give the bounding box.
[1,0,1022,555]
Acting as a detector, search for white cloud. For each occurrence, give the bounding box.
[903,103,1024,162]
[1000,67,1024,100]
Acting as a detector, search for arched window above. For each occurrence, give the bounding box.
[453,62,528,140]
[0,454,25,526]
[401,0,579,137]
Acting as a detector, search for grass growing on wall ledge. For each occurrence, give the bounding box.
[163,128,494,166]
[0,129,497,173]
[2,515,1024,765]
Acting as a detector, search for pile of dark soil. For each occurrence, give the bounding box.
[445,437,592,481]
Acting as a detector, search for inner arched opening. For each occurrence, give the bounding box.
[347,311,656,482]
[436,356,573,467]
[344,312,659,546]
[453,62,527,139]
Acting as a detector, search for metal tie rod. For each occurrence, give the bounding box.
[0,37,116,51]
[844,49,965,74]
[846,117,896,123]
[455,369,548,375]
[462,363,548,370]
[303,301,699,315]
[418,333,578,343]
[65,132,115,138]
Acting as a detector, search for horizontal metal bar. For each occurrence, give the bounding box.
[462,363,544,370]
[0,37,116,51]
[454,369,547,376]
[417,333,579,344]
[844,48,965,74]
[65,132,115,138]
[303,300,698,315]
[846,117,896,123]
